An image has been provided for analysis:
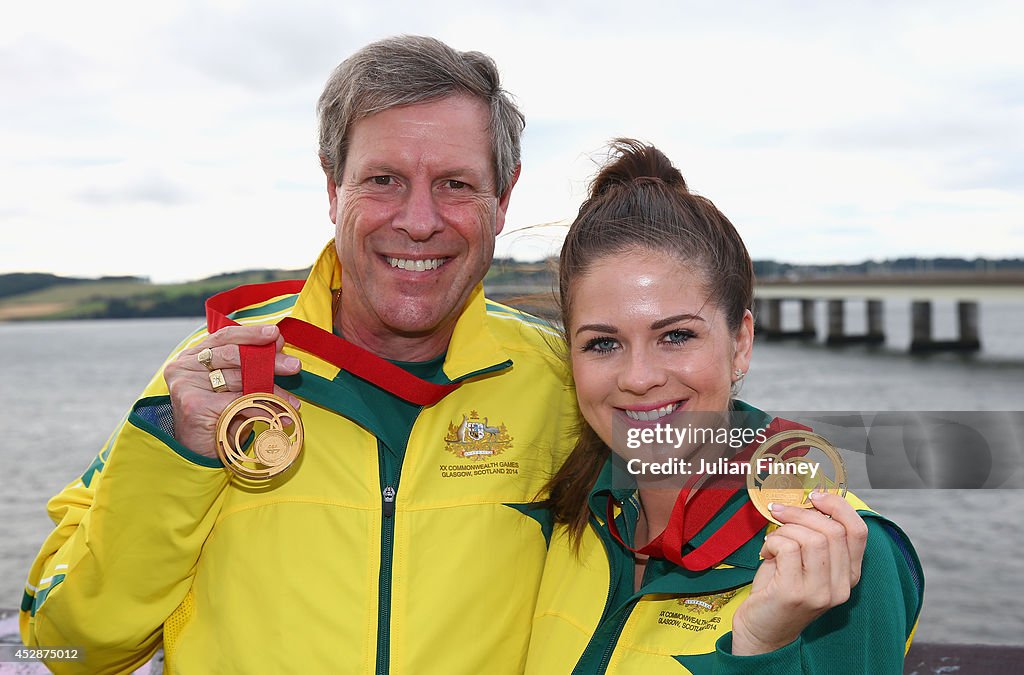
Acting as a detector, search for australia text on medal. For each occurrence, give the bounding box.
[626,457,820,479]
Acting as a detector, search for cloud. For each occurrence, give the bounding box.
[945,160,1024,192]
[164,3,358,90]
[0,207,28,221]
[967,70,1024,106]
[816,118,1012,152]
[76,173,193,206]
[0,37,96,98]
[2,0,1023,281]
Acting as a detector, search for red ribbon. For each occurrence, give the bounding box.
[607,416,811,571]
[205,281,460,406]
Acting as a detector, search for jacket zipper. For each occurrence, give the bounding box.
[593,538,632,675]
[370,363,507,673]
[594,610,631,675]
[376,445,400,675]
[573,511,631,675]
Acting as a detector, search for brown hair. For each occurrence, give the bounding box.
[317,35,525,197]
[547,138,754,545]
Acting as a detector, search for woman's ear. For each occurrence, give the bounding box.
[732,309,754,378]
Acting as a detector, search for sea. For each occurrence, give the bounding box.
[1,297,1023,646]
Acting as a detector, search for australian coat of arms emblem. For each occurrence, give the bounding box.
[444,410,514,460]
[679,589,740,614]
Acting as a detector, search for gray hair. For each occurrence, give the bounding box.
[317,35,525,197]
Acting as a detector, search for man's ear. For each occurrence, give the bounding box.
[322,156,339,224]
[327,175,339,224]
[494,164,521,236]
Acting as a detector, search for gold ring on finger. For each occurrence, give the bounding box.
[209,369,230,393]
[197,347,215,371]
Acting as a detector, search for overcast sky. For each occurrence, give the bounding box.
[3,0,1022,282]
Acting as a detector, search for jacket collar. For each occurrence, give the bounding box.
[287,240,512,382]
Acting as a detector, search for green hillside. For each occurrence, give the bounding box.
[0,269,309,321]
[0,260,554,321]
[0,272,93,300]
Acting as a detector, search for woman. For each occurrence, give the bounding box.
[525,140,923,673]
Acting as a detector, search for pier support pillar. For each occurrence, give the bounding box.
[866,299,885,344]
[755,297,816,340]
[826,300,845,345]
[958,301,981,351]
[911,300,982,353]
[800,299,816,336]
[763,299,782,336]
[910,301,933,353]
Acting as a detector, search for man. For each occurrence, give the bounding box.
[21,36,576,674]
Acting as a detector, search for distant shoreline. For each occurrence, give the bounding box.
[2,262,1021,322]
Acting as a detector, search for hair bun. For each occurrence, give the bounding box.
[590,138,688,197]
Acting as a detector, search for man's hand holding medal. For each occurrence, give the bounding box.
[164,324,303,464]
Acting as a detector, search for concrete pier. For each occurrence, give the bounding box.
[911,300,932,351]
[827,299,844,344]
[756,298,815,339]
[958,301,981,350]
[910,300,981,353]
[765,298,781,334]
[752,276,1004,355]
[751,295,985,353]
[867,299,885,342]
[800,299,815,336]
[825,298,886,346]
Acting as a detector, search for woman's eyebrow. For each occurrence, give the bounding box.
[575,323,617,336]
[650,314,704,330]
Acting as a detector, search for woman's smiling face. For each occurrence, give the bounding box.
[568,247,753,453]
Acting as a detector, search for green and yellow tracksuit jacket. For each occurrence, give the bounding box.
[21,242,578,674]
[525,421,924,674]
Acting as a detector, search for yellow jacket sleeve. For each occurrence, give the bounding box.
[20,390,230,674]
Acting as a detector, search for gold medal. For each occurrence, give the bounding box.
[215,393,304,480]
[746,430,847,525]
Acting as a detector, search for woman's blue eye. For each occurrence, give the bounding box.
[581,337,618,353]
[663,329,694,345]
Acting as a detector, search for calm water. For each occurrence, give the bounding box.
[1,312,1023,645]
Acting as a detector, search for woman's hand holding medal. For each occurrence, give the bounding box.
[730,492,869,656]
[164,325,303,459]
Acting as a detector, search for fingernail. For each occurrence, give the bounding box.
[808,490,821,500]
[290,396,301,408]
[284,356,300,369]
[262,326,276,337]
[769,502,784,513]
